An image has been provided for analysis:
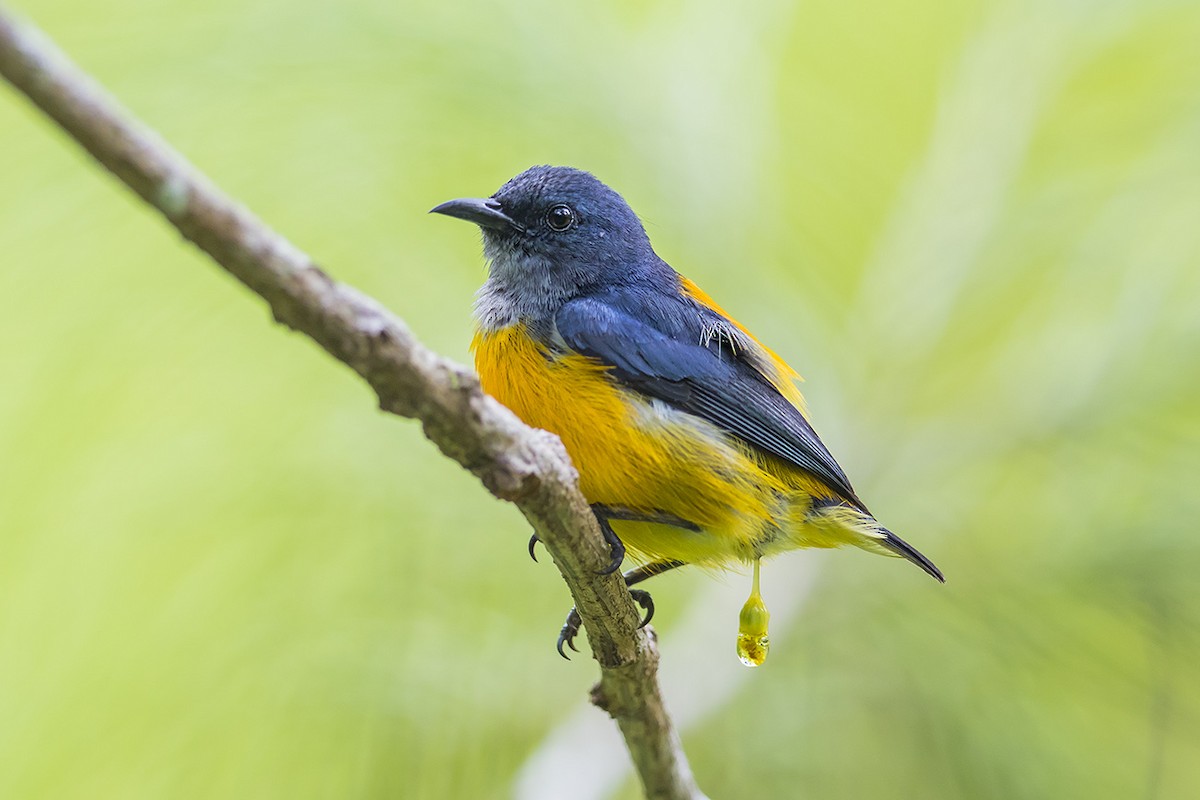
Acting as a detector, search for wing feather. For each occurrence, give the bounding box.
[555,294,864,508]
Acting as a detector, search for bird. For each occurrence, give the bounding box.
[431,165,943,665]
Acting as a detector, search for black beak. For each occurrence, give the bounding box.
[429,197,522,232]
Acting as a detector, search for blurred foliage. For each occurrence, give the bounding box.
[2,0,1199,798]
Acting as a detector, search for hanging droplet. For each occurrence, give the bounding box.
[736,557,770,667]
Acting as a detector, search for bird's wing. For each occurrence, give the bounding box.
[555,293,864,507]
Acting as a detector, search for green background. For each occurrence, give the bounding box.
[2,0,1198,797]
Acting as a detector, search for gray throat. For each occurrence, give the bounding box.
[472,236,570,332]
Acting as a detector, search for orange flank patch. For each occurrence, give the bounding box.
[678,277,808,412]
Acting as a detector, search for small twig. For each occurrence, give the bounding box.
[0,7,705,799]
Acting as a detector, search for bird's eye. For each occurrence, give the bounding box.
[545,204,576,232]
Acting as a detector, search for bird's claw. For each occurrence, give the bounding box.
[530,520,623,572]
[557,608,582,659]
[554,588,655,659]
[630,588,655,628]
[596,519,625,575]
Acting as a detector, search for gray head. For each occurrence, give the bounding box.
[432,166,664,329]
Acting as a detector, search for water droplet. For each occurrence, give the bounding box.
[736,557,770,667]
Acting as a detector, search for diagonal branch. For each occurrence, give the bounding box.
[0,7,705,799]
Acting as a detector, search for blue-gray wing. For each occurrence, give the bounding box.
[555,294,863,507]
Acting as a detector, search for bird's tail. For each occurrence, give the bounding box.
[877,527,944,582]
[805,499,944,582]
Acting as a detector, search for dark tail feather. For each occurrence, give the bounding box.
[881,529,944,583]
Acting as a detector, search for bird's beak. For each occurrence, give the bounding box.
[429,197,522,232]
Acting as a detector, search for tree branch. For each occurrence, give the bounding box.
[0,7,705,799]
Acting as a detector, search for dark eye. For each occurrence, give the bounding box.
[545,204,576,232]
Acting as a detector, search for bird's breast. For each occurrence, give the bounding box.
[472,323,650,482]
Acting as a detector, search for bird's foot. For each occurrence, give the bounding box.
[555,589,655,660]
[526,511,625,573]
[595,515,626,575]
[557,608,582,659]
[629,588,655,628]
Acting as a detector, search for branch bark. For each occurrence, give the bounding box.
[0,7,705,799]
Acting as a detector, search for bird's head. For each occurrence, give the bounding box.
[432,166,661,324]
